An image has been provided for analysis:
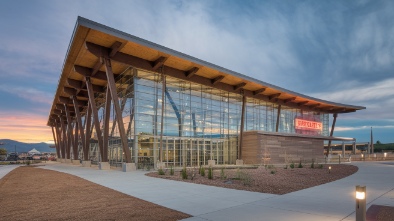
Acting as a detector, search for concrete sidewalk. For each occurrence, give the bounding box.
[38,161,394,221]
[0,165,19,179]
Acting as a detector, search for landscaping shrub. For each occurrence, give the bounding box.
[170,166,174,175]
[290,162,295,169]
[200,167,205,177]
[158,168,165,175]
[270,170,276,174]
[298,160,303,168]
[208,167,213,180]
[318,164,323,169]
[310,159,315,169]
[181,166,188,179]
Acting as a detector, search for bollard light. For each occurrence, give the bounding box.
[361,154,363,158]
[384,152,387,158]
[355,185,366,221]
[328,166,331,173]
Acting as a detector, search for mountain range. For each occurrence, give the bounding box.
[0,139,55,154]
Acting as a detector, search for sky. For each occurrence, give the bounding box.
[0,0,393,144]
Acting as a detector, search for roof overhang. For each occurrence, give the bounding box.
[47,16,366,126]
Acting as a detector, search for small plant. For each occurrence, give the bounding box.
[290,162,295,169]
[208,167,213,180]
[310,159,315,169]
[26,160,31,166]
[158,168,165,175]
[234,168,241,180]
[181,166,188,179]
[270,170,276,174]
[298,160,303,168]
[318,164,323,169]
[201,167,205,177]
[170,166,174,175]
[199,165,202,174]
[220,168,227,180]
[146,165,151,171]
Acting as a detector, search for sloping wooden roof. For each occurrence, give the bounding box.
[47,17,365,125]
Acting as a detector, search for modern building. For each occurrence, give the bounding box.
[47,17,365,171]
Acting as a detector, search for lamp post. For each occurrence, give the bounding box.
[356,185,366,221]
[328,166,331,173]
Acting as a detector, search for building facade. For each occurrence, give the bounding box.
[48,17,365,171]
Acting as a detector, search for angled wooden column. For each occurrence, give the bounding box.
[84,102,93,161]
[276,105,282,132]
[52,125,60,159]
[103,58,132,163]
[73,121,79,160]
[238,95,246,160]
[60,117,68,159]
[102,86,112,162]
[85,77,104,160]
[64,105,73,160]
[326,113,338,156]
[110,96,128,136]
[55,121,63,159]
[72,96,86,160]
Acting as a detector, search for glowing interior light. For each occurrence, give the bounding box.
[356,191,365,200]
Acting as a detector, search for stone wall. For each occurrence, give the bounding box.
[242,131,325,165]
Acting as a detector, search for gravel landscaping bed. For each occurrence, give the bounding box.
[0,166,190,221]
[147,164,358,195]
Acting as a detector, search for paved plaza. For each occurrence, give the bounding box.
[1,161,393,220]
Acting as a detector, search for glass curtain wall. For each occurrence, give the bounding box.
[101,67,329,168]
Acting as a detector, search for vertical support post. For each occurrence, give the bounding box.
[353,141,356,154]
[60,117,67,160]
[370,127,374,154]
[51,126,60,159]
[64,106,73,160]
[326,113,338,156]
[102,86,111,162]
[73,121,79,160]
[72,97,86,160]
[133,69,139,165]
[85,77,104,160]
[103,58,132,163]
[275,105,281,132]
[342,142,345,157]
[159,73,166,164]
[238,95,246,160]
[84,103,93,161]
[55,122,62,159]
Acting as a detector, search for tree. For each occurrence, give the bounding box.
[376,140,382,145]
[0,148,7,155]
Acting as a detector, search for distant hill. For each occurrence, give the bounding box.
[0,139,55,154]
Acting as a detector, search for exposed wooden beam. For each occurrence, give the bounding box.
[67,79,83,89]
[234,82,246,91]
[151,56,168,71]
[253,88,266,96]
[284,97,296,103]
[309,103,320,108]
[55,104,64,110]
[297,101,309,106]
[211,75,225,85]
[109,41,125,58]
[83,41,346,114]
[185,67,199,78]
[63,87,77,96]
[269,93,281,100]
[74,65,118,81]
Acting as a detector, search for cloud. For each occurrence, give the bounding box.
[336,125,394,132]
[0,84,53,105]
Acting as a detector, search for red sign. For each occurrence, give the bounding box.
[295,118,322,131]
